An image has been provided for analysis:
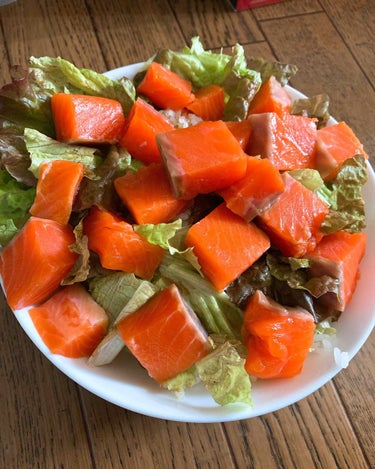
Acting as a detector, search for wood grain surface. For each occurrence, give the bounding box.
[0,1,374,468]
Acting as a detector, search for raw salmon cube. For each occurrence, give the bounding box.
[219,156,285,221]
[185,203,270,290]
[257,173,329,258]
[306,230,367,311]
[117,284,212,382]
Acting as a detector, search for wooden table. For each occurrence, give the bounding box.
[0,1,374,467]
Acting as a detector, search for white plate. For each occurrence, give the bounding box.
[8,63,375,423]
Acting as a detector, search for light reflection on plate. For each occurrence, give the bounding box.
[9,63,375,423]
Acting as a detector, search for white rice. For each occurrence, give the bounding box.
[160,109,202,128]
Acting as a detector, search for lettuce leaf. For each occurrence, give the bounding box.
[291,93,330,128]
[0,57,135,136]
[159,254,244,339]
[196,340,252,406]
[290,155,367,234]
[88,272,158,366]
[320,154,367,234]
[161,365,199,393]
[24,128,102,178]
[0,169,36,245]
[89,272,154,323]
[266,253,341,322]
[73,145,137,213]
[0,121,37,186]
[247,56,298,86]
[148,37,261,121]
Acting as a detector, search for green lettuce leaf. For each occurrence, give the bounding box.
[0,57,135,136]
[89,272,151,323]
[288,168,332,205]
[147,37,261,121]
[88,272,158,366]
[134,219,183,253]
[0,169,36,245]
[0,121,37,186]
[320,154,367,234]
[73,145,138,213]
[266,253,341,322]
[160,254,244,339]
[196,340,252,406]
[161,365,199,393]
[24,128,102,178]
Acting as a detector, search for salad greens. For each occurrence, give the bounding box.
[0,37,368,407]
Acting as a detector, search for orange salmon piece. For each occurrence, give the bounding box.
[247,76,292,117]
[243,290,316,379]
[157,120,247,200]
[282,113,317,168]
[257,173,329,258]
[119,98,173,165]
[315,121,368,180]
[307,230,367,311]
[117,284,212,383]
[219,156,285,221]
[114,163,188,225]
[185,203,270,291]
[186,84,225,121]
[247,112,315,170]
[83,206,164,280]
[29,284,108,358]
[225,120,252,150]
[0,217,78,310]
[137,62,195,110]
[51,93,125,144]
[29,160,84,225]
